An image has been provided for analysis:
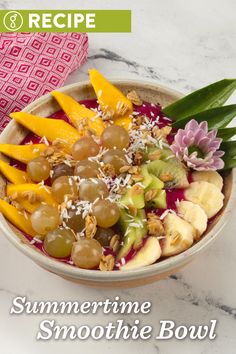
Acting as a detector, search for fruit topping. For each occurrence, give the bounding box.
[176,200,207,239]
[147,159,189,189]
[0,160,31,184]
[30,205,60,235]
[71,239,102,269]
[44,228,76,258]
[102,149,128,174]
[51,176,78,204]
[71,136,99,161]
[101,125,129,149]
[27,156,51,182]
[113,116,132,130]
[0,199,35,236]
[63,209,85,233]
[117,209,147,259]
[10,112,81,152]
[6,183,57,213]
[120,184,145,209]
[120,237,161,271]
[1,71,230,272]
[0,144,47,163]
[51,91,105,136]
[185,181,224,218]
[74,160,99,178]
[191,170,223,190]
[51,163,74,182]
[89,68,133,118]
[94,227,115,247]
[162,213,196,257]
[92,199,120,228]
[79,179,109,202]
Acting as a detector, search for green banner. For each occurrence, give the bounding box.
[0,10,131,32]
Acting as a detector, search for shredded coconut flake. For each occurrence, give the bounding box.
[159,209,176,220]
[39,136,50,146]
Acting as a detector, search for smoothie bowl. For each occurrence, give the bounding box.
[0,70,235,287]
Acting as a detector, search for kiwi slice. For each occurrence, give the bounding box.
[144,146,176,162]
[120,184,145,209]
[150,189,167,209]
[118,209,147,259]
[147,159,189,189]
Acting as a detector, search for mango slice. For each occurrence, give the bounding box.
[0,199,35,236]
[0,144,47,164]
[51,91,105,136]
[114,116,132,130]
[89,69,133,119]
[10,112,81,151]
[7,184,57,213]
[0,160,31,184]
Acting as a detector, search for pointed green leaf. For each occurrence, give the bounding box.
[222,157,236,170]
[217,127,236,141]
[172,105,236,129]
[221,141,236,157]
[163,79,236,121]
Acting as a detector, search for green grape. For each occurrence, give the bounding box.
[101,125,129,149]
[74,160,99,178]
[51,163,74,183]
[64,209,85,233]
[52,176,78,203]
[102,149,127,174]
[27,156,51,182]
[71,239,102,269]
[79,179,109,202]
[92,200,120,228]
[44,228,76,258]
[30,205,60,235]
[95,227,115,247]
[72,137,99,161]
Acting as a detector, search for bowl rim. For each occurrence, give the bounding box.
[0,79,235,282]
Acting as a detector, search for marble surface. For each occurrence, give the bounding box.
[0,0,236,353]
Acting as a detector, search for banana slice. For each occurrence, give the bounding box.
[120,237,161,270]
[177,200,207,239]
[162,213,196,257]
[185,181,224,218]
[192,170,223,190]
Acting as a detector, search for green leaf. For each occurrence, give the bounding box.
[221,141,236,157]
[221,141,236,169]
[172,105,236,130]
[222,157,236,170]
[217,127,236,141]
[163,79,236,121]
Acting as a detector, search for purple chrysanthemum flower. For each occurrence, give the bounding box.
[171,119,225,171]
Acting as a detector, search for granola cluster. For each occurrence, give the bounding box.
[147,213,164,236]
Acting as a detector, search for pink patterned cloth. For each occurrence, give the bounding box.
[0,32,88,132]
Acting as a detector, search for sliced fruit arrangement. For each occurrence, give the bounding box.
[89,68,133,120]
[0,71,235,271]
[10,112,81,152]
[185,181,224,219]
[191,170,223,190]
[0,160,31,184]
[0,199,35,237]
[51,91,105,136]
[176,201,207,239]
[162,213,196,257]
[6,184,57,213]
[0,143,47,163]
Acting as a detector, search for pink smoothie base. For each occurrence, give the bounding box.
[11,100,189,268]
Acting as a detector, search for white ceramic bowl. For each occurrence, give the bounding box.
[0,80,235,288]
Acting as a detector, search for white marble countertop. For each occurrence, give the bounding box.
[0,0,236,353]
